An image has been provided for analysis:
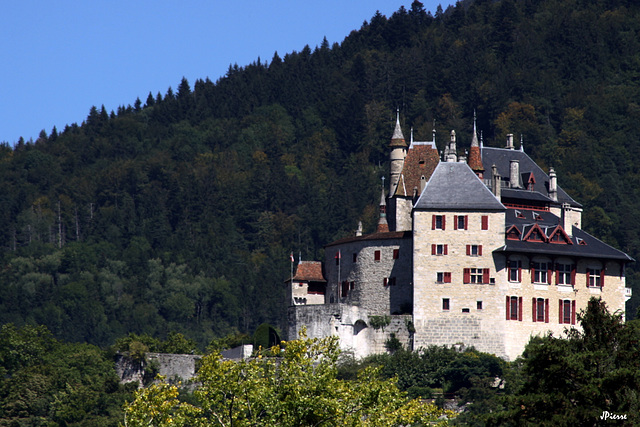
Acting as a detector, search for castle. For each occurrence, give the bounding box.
[287,115,633,361]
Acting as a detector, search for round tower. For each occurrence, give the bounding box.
[389,111,407,196]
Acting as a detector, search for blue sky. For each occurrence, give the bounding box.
[1,1,452,145]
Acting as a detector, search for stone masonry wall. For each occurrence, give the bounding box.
[324,236,412,316]
[289,304,413,359]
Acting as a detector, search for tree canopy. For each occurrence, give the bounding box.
[124,331,454,426]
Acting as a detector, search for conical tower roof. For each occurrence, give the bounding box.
[389,111,407,148]
[468,113,484,173]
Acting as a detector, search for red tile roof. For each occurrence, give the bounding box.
[293,261,326,282]
[393,143,440,197]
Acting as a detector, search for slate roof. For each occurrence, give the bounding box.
[393,141,440,197]
[497,209,633,262]
[481,147,581,208]
[292,261,326,282]
[325,231,411,248]
[414,162,506,211]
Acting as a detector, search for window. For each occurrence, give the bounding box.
[437,272,452,283]
[506,296,523,321]
[393,249,399,259]
[374,250,381,262]
[454,215,468,230]
[508,260,522,282]
[341,281,349,297]
[587,268,604,287]
[559,299,576,325]
[556,263,574,285]
[431,244,448,255]
[477,301,483,310]
[462,308,470,313]
[442,298,450,311]
[532,298,549,323]
[532,261,550,284]
[432,215,445,230]
[481,215,489,230]
[466,244,483,256]
[464,268,489,284]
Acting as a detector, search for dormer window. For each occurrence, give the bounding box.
[532,212,542,221]
[515,210,525,219]
[507,225,521,240]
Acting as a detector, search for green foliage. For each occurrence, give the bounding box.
[207,331,252,353]
[252,323,281,351]
[124,331,454,426]
[0,324,132,426]
[369,315,391,330]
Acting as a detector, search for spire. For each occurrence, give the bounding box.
[389,109,406,148]
[467,110,484,177]
[377,177,389,233]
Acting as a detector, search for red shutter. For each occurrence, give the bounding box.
[545,299,549,323]
[531,263,536,283]
[463,268,471,284]
[431,244,436,255]
[547,265,552,284]
[444,272,451,283]
[571,265,576,285]
[466,245,471,256]
[558,299,563,324]
[600,268,605,287]
[478,245,483,256]
[518,297,523,321]
[506,296,510,320]
[454,215,458,230]
[518,264,522,282]
[383,278,388,287]
[532,298,536,322]
[586,270,590,287]
[432,215,436,230]
[444,245,448,255]
[481,215,488,230]
[442,215,446,230]
[464,215,469,230]
[571,301,576,325]
[483,268,490,284]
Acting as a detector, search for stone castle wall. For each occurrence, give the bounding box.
[288,304,413,359]
[324,236,412,316]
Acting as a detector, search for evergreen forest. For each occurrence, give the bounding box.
[1,0,639,355]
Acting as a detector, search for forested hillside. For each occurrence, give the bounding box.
[1,0,639,349]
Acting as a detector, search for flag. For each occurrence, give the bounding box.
[290,252,294,262]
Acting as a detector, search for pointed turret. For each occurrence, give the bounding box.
[468,112,484,178]
[377,179,389,233]
[444,130,458,162]
[389,111,408,196]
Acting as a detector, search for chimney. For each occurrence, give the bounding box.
[356,221,363,237]
[561,203,572,236]
[506,134,514,150]
[492,164,501,199]
[509,159,520,188]
[548,167,558,201]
